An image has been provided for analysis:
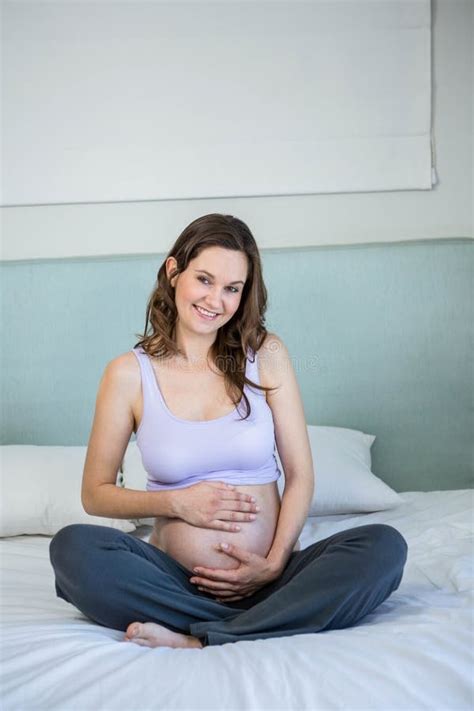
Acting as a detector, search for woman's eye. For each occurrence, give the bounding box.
[197,276,238,294]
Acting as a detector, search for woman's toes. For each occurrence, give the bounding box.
[125,622,142,640]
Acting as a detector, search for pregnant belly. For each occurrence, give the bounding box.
[149,482,287,574]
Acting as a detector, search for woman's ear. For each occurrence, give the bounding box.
[166,257,178,287]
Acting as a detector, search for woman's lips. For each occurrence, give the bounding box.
[193,304,219,320]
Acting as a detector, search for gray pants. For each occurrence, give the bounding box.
[49,522,407,647]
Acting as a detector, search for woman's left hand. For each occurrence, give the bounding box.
[189,542,280,602]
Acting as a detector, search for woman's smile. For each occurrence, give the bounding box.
[193,304,220,320]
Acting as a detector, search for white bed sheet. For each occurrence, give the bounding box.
[1,490,473,711]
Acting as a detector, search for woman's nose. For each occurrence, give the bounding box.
[207,289,223,308]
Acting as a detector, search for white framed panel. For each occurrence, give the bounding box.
[2,0,433,206]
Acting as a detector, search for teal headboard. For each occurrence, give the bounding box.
[2,238,472,492]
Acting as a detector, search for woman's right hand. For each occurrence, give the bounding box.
[171,481,260,531]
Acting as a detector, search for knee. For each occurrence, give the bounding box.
[364,524,408,570]
[49,524,93,568]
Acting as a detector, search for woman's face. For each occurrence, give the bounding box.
[166,246,249,333]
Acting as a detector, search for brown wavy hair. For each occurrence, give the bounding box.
[133,213,278,420]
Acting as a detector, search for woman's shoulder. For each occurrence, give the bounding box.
[255,331,288,360]
[254,332,289,389]
[101,351,142,390]
[256,331,284,353]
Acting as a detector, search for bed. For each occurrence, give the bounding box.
[1,429,473,711]
[2,235,472,709]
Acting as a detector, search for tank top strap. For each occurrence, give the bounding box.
[131,346,158,394]
[245,345,263,393]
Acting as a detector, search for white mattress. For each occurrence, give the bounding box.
[1,490,473,711]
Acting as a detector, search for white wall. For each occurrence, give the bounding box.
[1,0,472,260]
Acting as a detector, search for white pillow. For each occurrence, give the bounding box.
[277,425,402,515]
[121,426,402,525]
[0,445,136,537]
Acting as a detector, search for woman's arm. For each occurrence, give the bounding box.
[84,482,176,520]
[260,334,315,575]
[183,335,314,600]
[82,355,177,520]
[187,336,314,599]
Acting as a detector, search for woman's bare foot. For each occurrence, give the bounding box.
[124,621,203,649]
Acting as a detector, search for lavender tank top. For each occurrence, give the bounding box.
[131,346,282,491]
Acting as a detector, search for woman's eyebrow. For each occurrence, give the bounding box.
[194,269,245,285]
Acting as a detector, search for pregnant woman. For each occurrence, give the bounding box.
[49,213,408,648]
